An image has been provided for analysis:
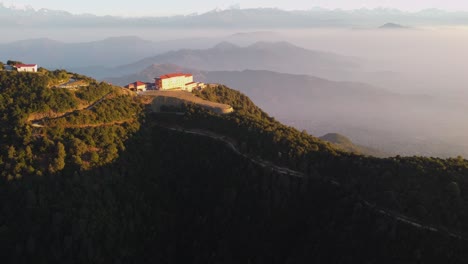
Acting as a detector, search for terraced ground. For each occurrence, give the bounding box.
[141,90,234,114]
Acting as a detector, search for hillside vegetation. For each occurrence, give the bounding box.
[0,70,141,175]
[320,133,387,157]
[188,85,468,236]
[1,73,468,262]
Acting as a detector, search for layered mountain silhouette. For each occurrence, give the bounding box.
[0,37,158,68]
[105,63,387,101]
[0,34,282,71]
[1,5,468,28]
[112,41,360,80]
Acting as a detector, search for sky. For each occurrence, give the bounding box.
[3,0,468,16]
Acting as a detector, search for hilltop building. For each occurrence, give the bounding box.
[15,64,38,72]
[125,81,148,92]
[155,73,205,92]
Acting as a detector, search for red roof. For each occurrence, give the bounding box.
[134,81,146,86]
[15,64,37,68]
[126,81,147,88]
[157,73,193,80]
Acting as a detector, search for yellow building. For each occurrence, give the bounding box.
[155,73,194,91]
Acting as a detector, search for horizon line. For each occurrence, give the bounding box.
[1,3,467,18]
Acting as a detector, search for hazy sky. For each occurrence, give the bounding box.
[3,0,468,16]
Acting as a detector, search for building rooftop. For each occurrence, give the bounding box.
[156,73,193,80]
[15,64,37,68]
[134,81,147,86]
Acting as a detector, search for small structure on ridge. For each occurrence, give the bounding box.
[125,81,149,92]
[15,64,38,72]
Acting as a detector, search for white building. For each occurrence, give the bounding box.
[15,64,38,72]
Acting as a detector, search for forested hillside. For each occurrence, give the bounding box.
[1,72,468,263]
[189,85,468,237]
[319,133,388,157]
[0,70,141,176]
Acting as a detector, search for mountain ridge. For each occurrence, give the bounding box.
[379,22,409,29]
[0,34,284,71]
[113,41,360,79]
[1,5,468,27]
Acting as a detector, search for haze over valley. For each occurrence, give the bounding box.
[97,34,468,157]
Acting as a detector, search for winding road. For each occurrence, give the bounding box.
[30,91,113,128]
[160,124,468,242]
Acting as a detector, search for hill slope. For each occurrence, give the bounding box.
[2,71,468,262]
[320,133,387,157]
[0,69,141,174]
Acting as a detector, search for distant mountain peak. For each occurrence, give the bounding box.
[12,37,63,45]
[212,41,239,50]
[144,63,190,73]
[101,36,147,42]
[3,3,34,11]
[0,3,72,16]
[379,22,408,29]
[248,41,298,50]
[230,31,278,37]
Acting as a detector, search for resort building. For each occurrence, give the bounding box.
[155,73,204,92]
